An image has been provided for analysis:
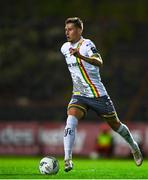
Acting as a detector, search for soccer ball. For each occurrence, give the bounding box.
[39,156,59,175]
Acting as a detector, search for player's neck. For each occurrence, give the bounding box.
[71,36,82,44]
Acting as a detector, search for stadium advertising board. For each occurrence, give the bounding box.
[0,122,147,157]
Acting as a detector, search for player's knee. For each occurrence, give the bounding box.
[109,121,121,131]
[105,117,121,131]
[67,107,84,120]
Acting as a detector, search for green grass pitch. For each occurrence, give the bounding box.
[0,156,147,179]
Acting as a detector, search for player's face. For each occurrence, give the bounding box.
[65,23,82,43]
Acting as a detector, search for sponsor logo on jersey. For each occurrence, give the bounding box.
[68,63,78,68]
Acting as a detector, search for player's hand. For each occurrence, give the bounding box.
[69,48,81,58]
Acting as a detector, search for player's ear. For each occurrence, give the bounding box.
[78,28,83,35]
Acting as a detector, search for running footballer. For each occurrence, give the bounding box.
[60,17,143,172]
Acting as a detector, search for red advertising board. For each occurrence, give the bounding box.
[0,121,147,157]
[0,122,39,155]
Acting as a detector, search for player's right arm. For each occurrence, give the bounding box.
[70,48,103,67]
[69,39,103,67]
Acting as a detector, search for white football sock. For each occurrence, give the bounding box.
[63,115,78,160]
[117,123,138,152]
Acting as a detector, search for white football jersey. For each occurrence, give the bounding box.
[61,37,108,98]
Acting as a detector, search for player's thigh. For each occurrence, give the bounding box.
[67,95,88,120]
[93,95,121,130]
[67,107,85,120]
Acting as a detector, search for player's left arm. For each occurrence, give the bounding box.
[69,45,103,67]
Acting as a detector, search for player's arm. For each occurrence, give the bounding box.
[69,48,103,67]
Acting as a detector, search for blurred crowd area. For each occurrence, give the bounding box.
[0,0,147,121]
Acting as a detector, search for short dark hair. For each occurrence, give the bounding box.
[65,17,83,30]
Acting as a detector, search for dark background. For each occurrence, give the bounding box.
[0,0,147,122]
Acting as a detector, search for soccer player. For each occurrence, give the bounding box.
[60,17,143,172]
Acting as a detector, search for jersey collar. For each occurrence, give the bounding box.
[70,36,84,47]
